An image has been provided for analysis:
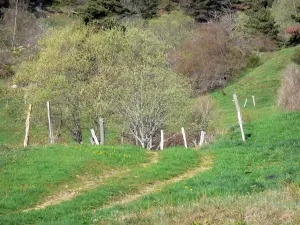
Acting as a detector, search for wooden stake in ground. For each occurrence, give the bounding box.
[181,127,188,148]
[252,96,256,106]
[99,118,104,145]
[90,129,99,145]
[47,101,54,144]
[233,94,246,142]
[199,131,206,147]
[244,98,248,108]
[24,92,27,105]
[121,126,125,145]
[12,0,19,52]
[24,104,32,147]
[160,130,164,150]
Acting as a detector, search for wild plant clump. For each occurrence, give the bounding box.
[291,49,300,65]
[278,63,300,110]
[168,22,248,94]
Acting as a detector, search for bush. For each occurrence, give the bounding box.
[186,95,222,144]
[251,35,278,52]
[247,55,261,68]
[285,25,300,46]
[291,49,300,65]
[0,63,13,79]
[169,22,248,94]
[148,11,195,48]
[278,64,300,110]
[164,95,221,148]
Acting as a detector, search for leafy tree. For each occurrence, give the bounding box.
[85,27,189,149]
[272,0,300,30]
[285,1,300,45]
[168,22,248,93]
[14,26,93,143]
[148,11,195,48]
[14,24,189,148]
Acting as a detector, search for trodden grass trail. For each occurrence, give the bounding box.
[23,151,159,211]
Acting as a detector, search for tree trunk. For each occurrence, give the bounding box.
[12,0,19,52]
[292,0,297,15]
[70,119,83,143]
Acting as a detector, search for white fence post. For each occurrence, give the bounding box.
[233,94,246,142]
[121,126,124,145]
[47,101,54,144]
[24,104,32,147]
[90,129,99,145]
[181,127,188,148]
[99,118,104,145]
[244,98,248,108]
[160,130,164,150]
[199,131,206,146]
[24,92,27,105]
[252,96,256,106]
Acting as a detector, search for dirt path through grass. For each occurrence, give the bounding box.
[23,152,159,211]
[95,155,213,211]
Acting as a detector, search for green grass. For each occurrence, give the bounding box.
[1,46,300,224]
[0,144,148,214]
[93,112,300,224]
[0,147,199,224]
[89,47,300,224]
[212,47,297,127]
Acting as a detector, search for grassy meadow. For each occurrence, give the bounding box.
[0,44,299,224]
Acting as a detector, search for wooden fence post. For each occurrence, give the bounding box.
[121,126,125,145]
[244,98,248,108]
[24,92,27,105]
[199,131,206,146]
[90,129,99,145]
[233,94,246,142]
[252,96,256,106]
[99,118,104,145]
[24,104,32,147]
[181,127,188,148]
[47,101,54,144]
[160,130,164,150]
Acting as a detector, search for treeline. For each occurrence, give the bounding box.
[2,0,300,148]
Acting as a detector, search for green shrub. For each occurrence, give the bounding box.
[247,55,261,68]
[0,63,13,79]
[291,49,300,65]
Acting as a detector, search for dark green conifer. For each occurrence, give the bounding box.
[83,0,130,27]
[245,0,278,40]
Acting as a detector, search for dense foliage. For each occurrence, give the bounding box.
[245,0,278,40]
[13,24,189,148]
[82,0,130,27]
[2,0,300,147]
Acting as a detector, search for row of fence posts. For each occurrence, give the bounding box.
[159,128,207,150]
[90,118,105,145]
[234,94,256,142]
[23,101,105,147]
[243,95,256,108]
[23,94,254,147]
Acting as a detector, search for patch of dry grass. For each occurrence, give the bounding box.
[278,64,300,111]
[114,184,300,225]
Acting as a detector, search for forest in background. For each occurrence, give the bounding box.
[1,0,300,149]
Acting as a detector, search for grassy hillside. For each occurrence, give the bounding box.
[212,47,298,127]
[0,47,299,224]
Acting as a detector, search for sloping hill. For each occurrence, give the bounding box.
[212,47,297,126]
[89,47,300,224]
[0,47,299,225]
